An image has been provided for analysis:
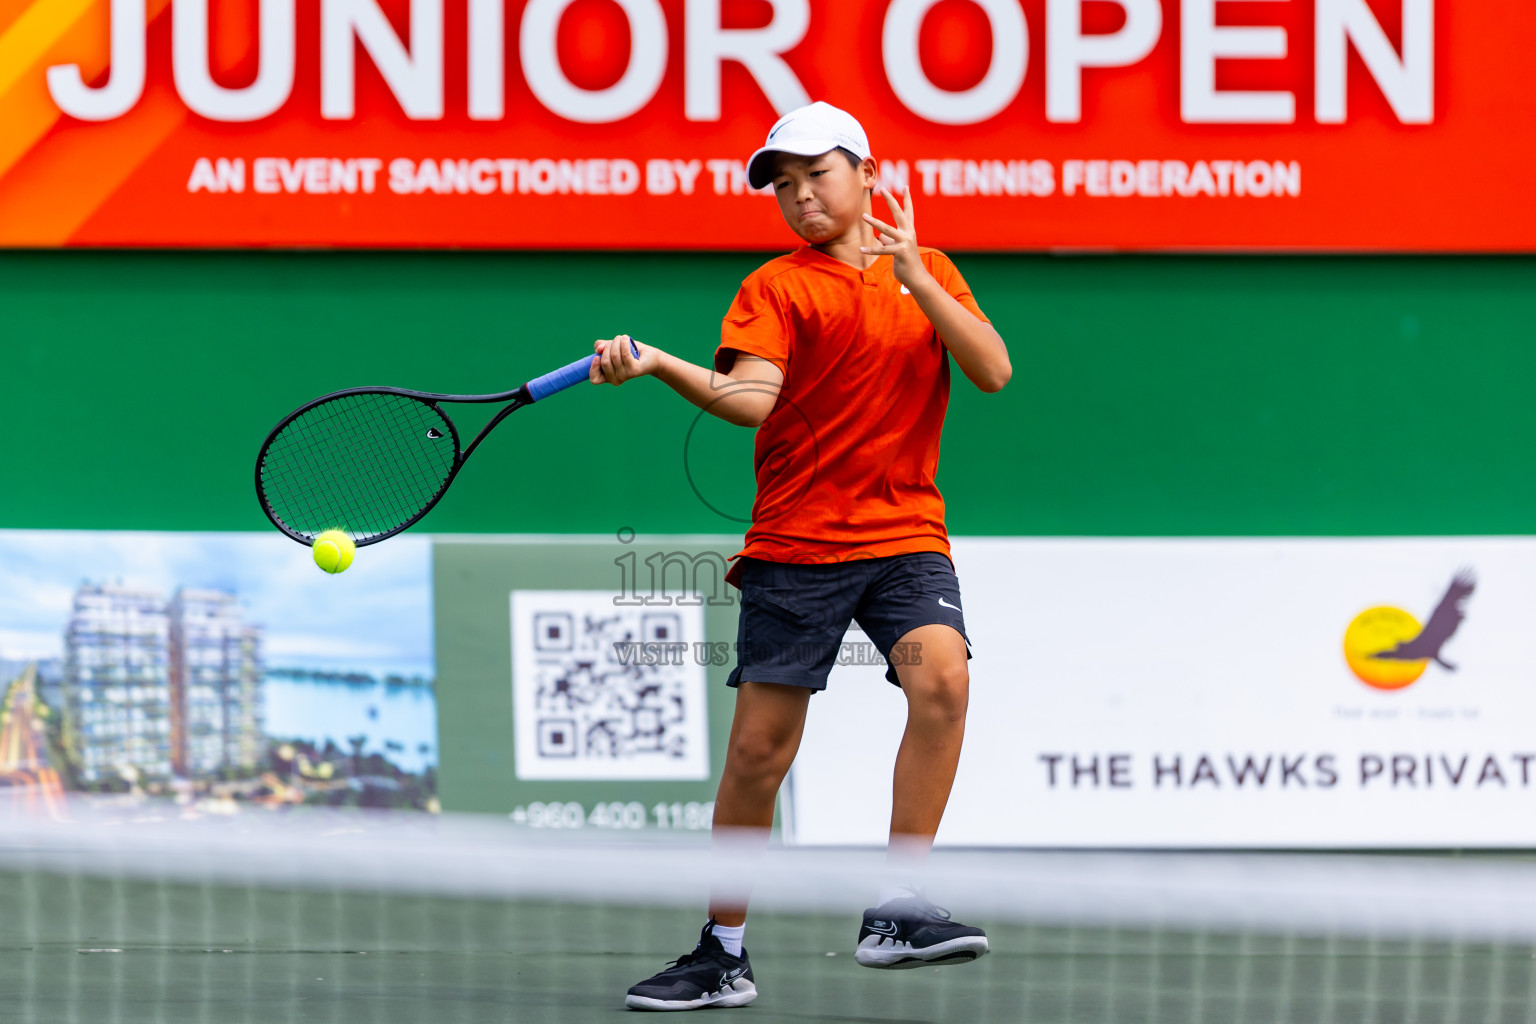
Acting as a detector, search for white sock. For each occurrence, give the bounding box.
[711,922,745,958]
[881,834,929,908]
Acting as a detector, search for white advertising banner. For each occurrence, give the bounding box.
[787,538,1536,848]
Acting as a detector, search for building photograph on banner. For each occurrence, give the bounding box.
[0,0,1521,248]
[0,530,437,813]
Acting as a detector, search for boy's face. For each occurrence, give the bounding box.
[768,151,878,245]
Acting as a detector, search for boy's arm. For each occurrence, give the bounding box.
[590,335,783,428]
[863,188,1012,394]
[905,275,1010,394]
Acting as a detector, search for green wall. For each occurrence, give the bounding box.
[3,251,1532,537]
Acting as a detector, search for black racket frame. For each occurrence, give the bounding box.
[254,384,534,548]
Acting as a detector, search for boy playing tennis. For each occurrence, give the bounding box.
[590,102,1012,1012]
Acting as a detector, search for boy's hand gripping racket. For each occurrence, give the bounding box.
[255,344,633,547]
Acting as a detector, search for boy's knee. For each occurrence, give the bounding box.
[726,725,799,781]
[908,663,969,722]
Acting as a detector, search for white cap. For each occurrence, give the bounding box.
[746,101,871,190]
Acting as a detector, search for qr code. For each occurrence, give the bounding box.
[511,591,709,780]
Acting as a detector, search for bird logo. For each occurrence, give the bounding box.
[1342,570,1476,690]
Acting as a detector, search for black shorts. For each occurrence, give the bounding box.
[726,552,971,691]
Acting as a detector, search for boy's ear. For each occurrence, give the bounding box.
[861,157,879,190]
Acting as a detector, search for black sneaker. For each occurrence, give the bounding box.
[855,893,989,970]
[625,920,757,1011]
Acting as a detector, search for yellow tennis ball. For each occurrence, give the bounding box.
[312,530,356,574]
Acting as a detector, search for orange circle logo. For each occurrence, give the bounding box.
[1343,606,1428,690]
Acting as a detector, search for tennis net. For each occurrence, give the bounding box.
[2,804,1534,1023]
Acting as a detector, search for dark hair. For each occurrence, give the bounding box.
[834,147,863,170]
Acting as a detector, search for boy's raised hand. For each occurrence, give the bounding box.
[861,186,927,288]
[590,334,660,386]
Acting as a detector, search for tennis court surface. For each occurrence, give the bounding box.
[3,811,1534,1023]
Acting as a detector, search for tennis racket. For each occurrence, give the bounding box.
[255,343,634,547]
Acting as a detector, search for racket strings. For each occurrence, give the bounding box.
[296,397,456,532]
[265,397,451,541]
[264,401,439,540]
[271,403,439,520]
[259,393,458,543]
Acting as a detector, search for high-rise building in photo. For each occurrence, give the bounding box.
[168,589,264,778]
[62,584,264,785]
[63,585,173,783]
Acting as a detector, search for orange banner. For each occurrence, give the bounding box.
[0,0,1531,249]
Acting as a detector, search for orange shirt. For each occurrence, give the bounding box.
[714,246,990,587]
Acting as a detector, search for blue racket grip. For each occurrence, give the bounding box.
[525,340,640,402]
[525,356,594,402]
